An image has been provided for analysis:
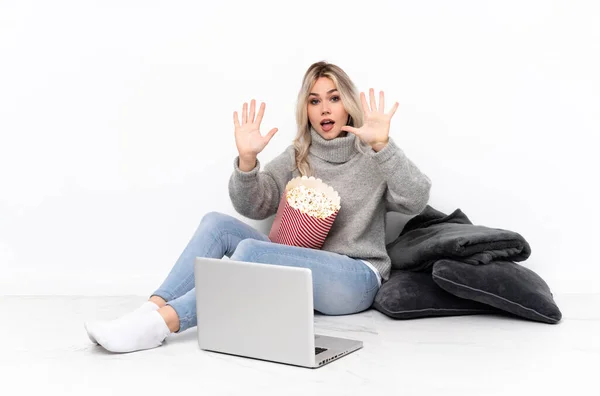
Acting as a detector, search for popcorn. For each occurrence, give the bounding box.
[268,176,341,249]
[286,185,340,219]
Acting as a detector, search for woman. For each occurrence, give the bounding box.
[85,61,432,353]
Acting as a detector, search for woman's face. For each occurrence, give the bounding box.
[307,77,349,140]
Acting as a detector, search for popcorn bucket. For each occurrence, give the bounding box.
[268,176,341,250]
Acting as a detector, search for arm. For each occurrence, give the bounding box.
[228,146,295,220]
[369,137,432,214]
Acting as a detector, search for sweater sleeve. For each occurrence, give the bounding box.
[228,146,295,220]
[369,137,432,215]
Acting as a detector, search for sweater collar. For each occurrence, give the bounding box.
[308,127,358,163]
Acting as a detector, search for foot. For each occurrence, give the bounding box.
[85,301,160,345]
[85,310,172,353]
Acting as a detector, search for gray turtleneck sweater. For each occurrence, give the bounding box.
[228,128,432,282]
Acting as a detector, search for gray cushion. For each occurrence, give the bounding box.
[432,260,562,324]
[386,205,532,272]
[372,270,498,319]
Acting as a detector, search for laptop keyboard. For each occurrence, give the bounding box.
[315,347,328,355]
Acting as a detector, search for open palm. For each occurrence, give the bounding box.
[341,88,399,149]
[233,99,278,159]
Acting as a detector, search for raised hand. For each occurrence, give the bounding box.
[341,88,399,152]
[233,99,278,159]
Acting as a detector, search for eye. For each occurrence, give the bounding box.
[310,96,340,105]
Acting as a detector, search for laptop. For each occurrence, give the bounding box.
[194,257,363,368]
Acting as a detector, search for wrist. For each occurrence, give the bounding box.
[371,139,389,152]
[239,152,257,161]
[238,156,257,172]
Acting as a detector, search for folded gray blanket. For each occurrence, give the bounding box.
[386,205,532,272]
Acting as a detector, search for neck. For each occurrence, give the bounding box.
[308,127,358,163]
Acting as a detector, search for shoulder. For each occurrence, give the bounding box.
[281,144,297,165]
[276,144,296,162]
[264,144,296,172]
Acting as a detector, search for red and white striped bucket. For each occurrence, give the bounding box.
[268,176,340,250]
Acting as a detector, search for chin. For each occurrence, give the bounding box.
[319,126,346,139]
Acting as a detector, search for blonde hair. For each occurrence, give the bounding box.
[293,61,370,177]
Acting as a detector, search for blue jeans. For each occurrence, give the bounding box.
[150,211,380,333]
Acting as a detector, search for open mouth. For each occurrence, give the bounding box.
[320,119,335,132]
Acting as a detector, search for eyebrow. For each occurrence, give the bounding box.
[309,88,339,97]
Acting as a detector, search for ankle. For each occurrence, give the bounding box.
[158,305,181,333]
[149,295,167,308]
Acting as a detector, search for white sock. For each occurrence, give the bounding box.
[85,301,160,345]
[85,310,172,353]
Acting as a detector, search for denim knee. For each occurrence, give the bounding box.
[230,238,263,261]
[199,211,229,230]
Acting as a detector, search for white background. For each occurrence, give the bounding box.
[1,0,598,295]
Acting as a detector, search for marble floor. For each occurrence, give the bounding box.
[1,294,599,396]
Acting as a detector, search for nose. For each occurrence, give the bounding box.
[321,103,331,115]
